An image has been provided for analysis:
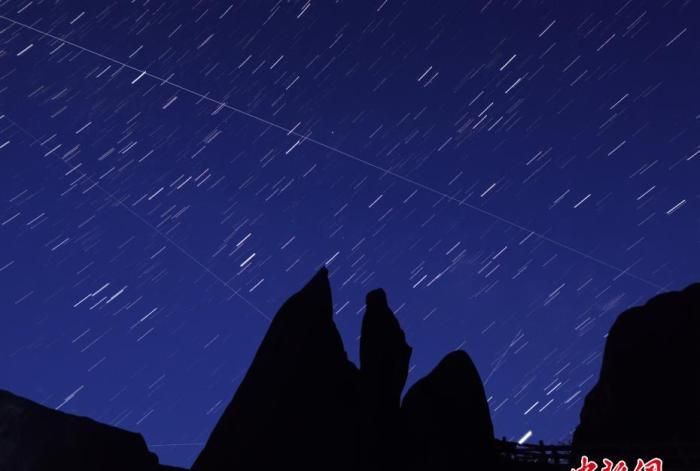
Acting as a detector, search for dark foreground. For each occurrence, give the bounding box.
[1,268,698,470]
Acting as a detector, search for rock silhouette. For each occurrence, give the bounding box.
[572,283,700,469]
[1,268,698,470]
[192,267,362,471]
[0,389,180,471]
[401,350,496,470]
[360,289,412,412]
[358,288,412,469]
[193,268,497,470]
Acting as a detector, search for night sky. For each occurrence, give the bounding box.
[0,0,698,467]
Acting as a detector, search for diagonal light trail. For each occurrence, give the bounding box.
[0,112,272,321]
[149,442,205,448]
[0,14,664,291]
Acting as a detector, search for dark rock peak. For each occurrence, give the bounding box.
[573,283,700,467]
[4,268,697,471]
[357,288,412,469]
[360,288,412,408]
[0,389,167,471]
[401,350,496,470]
[192,266,360,471]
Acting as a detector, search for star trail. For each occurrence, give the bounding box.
[0,0,697,467]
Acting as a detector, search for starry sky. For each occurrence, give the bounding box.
[0,0,698,467]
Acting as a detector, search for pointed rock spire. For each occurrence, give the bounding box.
[193,267,360,471]
[360,288,412,409]
[358,289,412,469]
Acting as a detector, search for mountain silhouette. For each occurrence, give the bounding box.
[401,350,496,470]
[1,268,698,470]
[358,288,412,469]
[572,283,700,469]
[192,267,362,471]
[0,389,183,471]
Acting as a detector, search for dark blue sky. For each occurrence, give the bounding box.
[0,0,697,467]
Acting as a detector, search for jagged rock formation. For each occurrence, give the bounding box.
[401,350,496,470]
[192,267,362,471]
[572,283,700,469]
[360,289,412,412]
[0,389,179,471]
[358,288,412,469]
[194,268,497,470]
[2,268,696,470]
